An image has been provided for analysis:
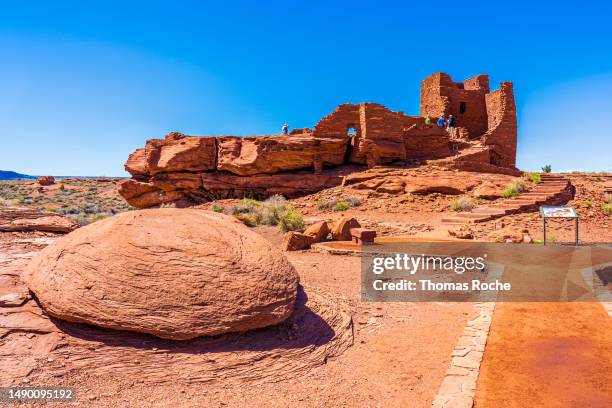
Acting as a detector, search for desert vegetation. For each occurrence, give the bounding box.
[526,172,542,184]
[603,193,612,216]
[212,195,305,231]
[501,180,527,198]
[0,179,133,225]
[317,196,362,212]
[450,197,478,212]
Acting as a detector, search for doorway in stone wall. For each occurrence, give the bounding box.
[490,150,503,166]
[459,101,467,114]
[345,126,358,162]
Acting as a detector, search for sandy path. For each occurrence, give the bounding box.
[475,302,612,407]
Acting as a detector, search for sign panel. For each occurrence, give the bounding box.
[540,206,578,218]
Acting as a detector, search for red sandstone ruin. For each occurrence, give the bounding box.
[119,72,519,208]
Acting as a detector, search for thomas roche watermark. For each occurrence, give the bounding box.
[360,242,610,302]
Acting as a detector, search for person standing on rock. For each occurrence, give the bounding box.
[281,123,289,135]
[425,115,433,128]
[436,115,446,128]
[447,115,456,137]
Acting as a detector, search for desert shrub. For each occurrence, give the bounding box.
[528,172,542,184]
[602,203,612,216]
[277,206,304,232]
[501,187,518,198]
[450,197,477,211]
[258,195,287,225]
[345,196,363,207]
[59,184,65,191]
[71,211,111,226]
[541,164,552,173]
[223,205,238,216]
[319,196,362,211]
[160,202,176,208]
[236,198,260,214]
[531,239,543,245]
[0,198,20,206]
[47,206,58,213]
[576,201,593,208]
[317,198,336,210]
[334,200,350,212]
[512,180,526,192]
[211,204,223,213]
[502,180,526,198]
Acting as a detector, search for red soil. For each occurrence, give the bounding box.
[476,302,612,407]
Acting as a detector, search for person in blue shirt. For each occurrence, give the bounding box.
[281,123,289,135]
[436,115,446,128]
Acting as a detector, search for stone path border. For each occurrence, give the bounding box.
[432,302,496,408]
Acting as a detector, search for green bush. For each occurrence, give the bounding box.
[59,184,65,191]
[541,164,552,173]
[528,172,542,184]
[277,206,304,232]
[211,204,223,213]
[501,187,519,198]
[450,197,477,211]
[334,200,350,211]
[318,196,362,211]
[602,203,612,216]
[501,180,526,198]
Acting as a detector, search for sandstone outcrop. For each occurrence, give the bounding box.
[303,221,330,242]
[282,231,315,251]
[23,209,299,340]
[0,207,78,233]
[119,72,519,208]
[343,168,515,196]
[38,176,55,186]
[331,217,361,241]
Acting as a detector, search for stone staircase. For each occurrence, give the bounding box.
[441,174,574,225]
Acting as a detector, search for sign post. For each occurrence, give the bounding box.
[540,206,579,246]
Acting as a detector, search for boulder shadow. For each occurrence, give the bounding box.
[48,285,341,354]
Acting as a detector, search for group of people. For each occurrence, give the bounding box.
[424,114,457,137]
[282,114,458,137]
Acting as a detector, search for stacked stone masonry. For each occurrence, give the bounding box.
[120,72,519,208]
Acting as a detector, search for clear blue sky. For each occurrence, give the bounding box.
[1,1,611,176]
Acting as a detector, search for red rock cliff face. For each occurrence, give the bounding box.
[119,73,518,208]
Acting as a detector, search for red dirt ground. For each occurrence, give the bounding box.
[476,302,612,408]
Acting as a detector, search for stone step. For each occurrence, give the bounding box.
[537,183,568,187]
[441,216,491,224]
[451,212,493,219]
[472,207,508,215]
[506,199,538,205]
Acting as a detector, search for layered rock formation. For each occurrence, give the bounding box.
[23,209,299,340]
[119,72,519,208]
[0,207,78,233]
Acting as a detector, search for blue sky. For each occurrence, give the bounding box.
[1,1,611,176]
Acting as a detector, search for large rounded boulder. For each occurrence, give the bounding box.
[23,209,299,340]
